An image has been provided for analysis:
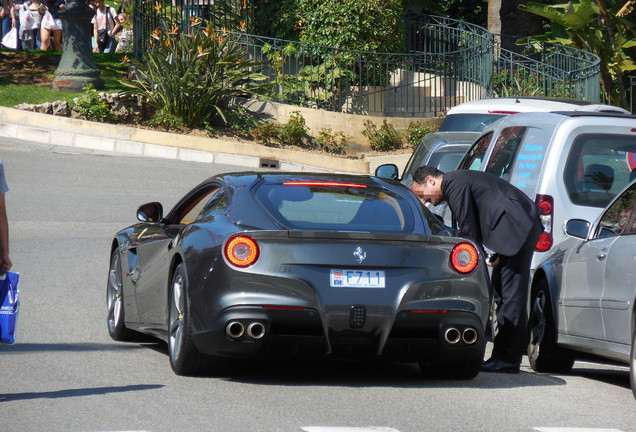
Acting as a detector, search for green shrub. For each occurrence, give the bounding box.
[315,128,347,154]
[362,119,403,151]
[250,111,312,149]
[277,111,309,147]
[73,84,114,122]
[221,104,262,137]
[402,122,433,149]
[251,122,280,147]
[123,20,269,128]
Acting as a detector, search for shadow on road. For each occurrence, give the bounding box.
[0,342,149,353]
[141,341,568,389]
[572,365,630,391]
[0,384,164,402]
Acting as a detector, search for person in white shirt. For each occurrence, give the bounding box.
[91,0,119,53]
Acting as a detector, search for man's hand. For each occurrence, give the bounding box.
[486,253,500,268]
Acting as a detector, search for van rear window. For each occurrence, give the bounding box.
[564,134,636,208]
[255,182,415,232]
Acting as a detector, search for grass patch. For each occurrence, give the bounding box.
[0,50,131,107]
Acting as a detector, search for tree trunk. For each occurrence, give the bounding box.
[488,0,502,36]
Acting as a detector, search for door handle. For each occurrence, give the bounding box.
[597,250,608,260]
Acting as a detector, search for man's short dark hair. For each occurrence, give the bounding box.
[413,166,445,184]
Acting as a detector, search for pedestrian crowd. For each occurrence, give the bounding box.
[1,0,132,52]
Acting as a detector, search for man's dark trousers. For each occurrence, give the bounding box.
[490,222,542,365]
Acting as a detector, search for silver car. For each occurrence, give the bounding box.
[529,179,636,398]
[376,131,480,225]
[456,111,636,270]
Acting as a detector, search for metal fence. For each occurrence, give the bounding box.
[132,4,602,117]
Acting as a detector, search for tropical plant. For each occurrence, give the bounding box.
[123,18,269,128]
[519,0,636,108]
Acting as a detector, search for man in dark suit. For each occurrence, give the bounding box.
[412,166,543,373]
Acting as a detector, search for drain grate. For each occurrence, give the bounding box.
[259,158,279,169]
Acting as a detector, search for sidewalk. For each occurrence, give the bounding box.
[0,107,411,174]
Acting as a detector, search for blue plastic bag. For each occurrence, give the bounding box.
[0,271,20,344]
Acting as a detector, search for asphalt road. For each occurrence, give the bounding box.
[1,137,635,432]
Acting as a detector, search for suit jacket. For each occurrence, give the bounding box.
[442,170,542,257]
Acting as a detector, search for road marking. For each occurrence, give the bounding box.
[302,428,400,432]
[534,428,624,432]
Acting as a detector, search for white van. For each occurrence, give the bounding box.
[439,97,629,132]
[455,111,636,268]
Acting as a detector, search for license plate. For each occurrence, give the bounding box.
[330,270,385,288]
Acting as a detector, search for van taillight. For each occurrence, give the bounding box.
[535,194,553,252]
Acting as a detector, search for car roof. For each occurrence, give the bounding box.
[446,97,629,115]
[488,110,636,128]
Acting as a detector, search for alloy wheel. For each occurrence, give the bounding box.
[169,273,185,362]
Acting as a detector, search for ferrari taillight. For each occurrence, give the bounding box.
[450,242,479,274]
[225,235,259,267]
[535,194,554,252]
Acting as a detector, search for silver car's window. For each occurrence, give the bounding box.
[564,134,636,208]
[255,182,415,232]
[484,126,528,180]
[597,181,636,237]
[458,132,492,171]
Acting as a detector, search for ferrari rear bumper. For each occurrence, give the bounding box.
[191,305,486,363]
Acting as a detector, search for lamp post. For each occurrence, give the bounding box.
[52,0,104,91]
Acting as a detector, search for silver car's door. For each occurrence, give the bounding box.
[599,182,636,345]
[602,235,636,345]
[561,235,616,340]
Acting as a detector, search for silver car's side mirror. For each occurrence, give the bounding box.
[137,202,163,223]
[375,164,399,180]
[564,219,590,239]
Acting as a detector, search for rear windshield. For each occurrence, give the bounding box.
[564,134,636,208]
[255,181,415,232]
[439,113,505,132]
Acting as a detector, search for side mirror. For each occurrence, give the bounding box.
[375,164,399,180]
[564,219,590,239]
[137,202,163,223]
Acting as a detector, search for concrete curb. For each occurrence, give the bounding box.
[0,107,411,174]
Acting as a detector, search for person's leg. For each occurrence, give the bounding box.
[104,34,115,53]
[34,28,41,50]
[490,252,531,365]
[52,28,62,51]
[40,26,51,50]
[490,224,541,365]
[1,17,11,40]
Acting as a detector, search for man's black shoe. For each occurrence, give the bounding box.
[480,358,520,374]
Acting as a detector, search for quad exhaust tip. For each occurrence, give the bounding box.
[226,321,245,339]
[444,328,461,344]
[225,321,266,340]
[247,322,266,340]
[444,327,478,345]
[462,328,478,345]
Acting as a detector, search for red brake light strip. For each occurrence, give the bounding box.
[282,181,367,188]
